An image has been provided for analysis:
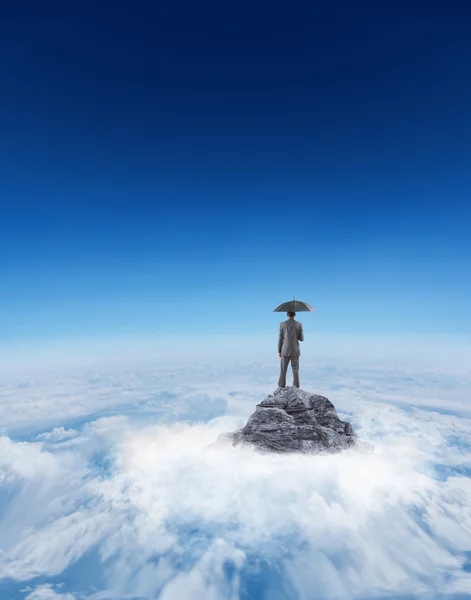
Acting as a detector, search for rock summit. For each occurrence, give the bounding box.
[219,386,356,454]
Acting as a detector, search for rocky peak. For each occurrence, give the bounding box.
[219,386,356,454]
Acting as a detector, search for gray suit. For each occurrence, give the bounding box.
[278,319,304,388]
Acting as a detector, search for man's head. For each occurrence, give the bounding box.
[287,311,296,318]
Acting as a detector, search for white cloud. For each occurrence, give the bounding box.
[1,355,470,436]
[0,358,471,599]
[36,427,79,442]
[23,584,76,600]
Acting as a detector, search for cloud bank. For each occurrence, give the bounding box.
[0,358,470,599]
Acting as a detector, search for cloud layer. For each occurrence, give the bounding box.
[0,359,471,599]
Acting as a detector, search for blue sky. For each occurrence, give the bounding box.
[1,2,470,342]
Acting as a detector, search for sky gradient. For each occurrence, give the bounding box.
[1,3,470,344]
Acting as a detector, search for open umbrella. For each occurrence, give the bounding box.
[273,298,315,312]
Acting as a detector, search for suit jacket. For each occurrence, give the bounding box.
[278,319,304,356]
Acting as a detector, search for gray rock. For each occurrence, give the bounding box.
[219,386,356,455]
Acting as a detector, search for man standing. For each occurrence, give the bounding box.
[278,311,304,388]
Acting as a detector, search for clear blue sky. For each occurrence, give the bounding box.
[1,2,470,342]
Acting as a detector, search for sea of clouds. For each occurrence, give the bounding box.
[1,338,471,600]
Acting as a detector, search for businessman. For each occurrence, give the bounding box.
[278,311,304,388]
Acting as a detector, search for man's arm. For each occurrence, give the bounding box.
[278,323,284,354]
[298,323,304,342]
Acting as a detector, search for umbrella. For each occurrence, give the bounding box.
[273,298,315,312]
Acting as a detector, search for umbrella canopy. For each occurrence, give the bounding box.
[273,299,315,312]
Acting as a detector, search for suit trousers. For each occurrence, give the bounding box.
[278,355,300,388]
